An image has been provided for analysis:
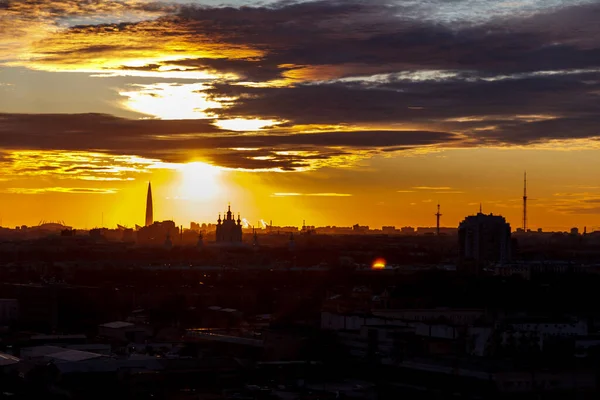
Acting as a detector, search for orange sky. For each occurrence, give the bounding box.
[1,0,600,231]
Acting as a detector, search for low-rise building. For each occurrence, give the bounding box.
[0,299,18,326]
[98,321,152,342]
[498,317,588,351]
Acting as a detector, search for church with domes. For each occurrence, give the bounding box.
[216,205,243,243]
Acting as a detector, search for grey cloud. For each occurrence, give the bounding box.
[66,1,600,81]
[0,113,459,170]
[172,1,600,75]
[203,70,600,146]
[7,0,600,156]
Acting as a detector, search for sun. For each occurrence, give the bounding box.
[175,162,221,201]
[372,258,386,270]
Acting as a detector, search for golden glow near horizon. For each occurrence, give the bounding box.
[2,147,600,232]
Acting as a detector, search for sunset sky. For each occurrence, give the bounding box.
[1,0,600,231]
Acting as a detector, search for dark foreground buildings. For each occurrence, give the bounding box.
[4,208,600,398]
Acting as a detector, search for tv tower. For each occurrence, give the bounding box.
[435,203,442,236]
[522,172,528,232]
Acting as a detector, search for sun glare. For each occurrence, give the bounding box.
[120,83,221,120]
[175,162,221,201]
[372,258,386,270]
[214,118,281,132]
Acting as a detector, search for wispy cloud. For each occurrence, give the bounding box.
[413,186,453,190]
[272,192,352,197]
[0,150,160,182]
[2,187,118,195]
[308,193,353,197]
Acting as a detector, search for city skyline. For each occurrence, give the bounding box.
[2,177,598,233]
[2,1,600,230]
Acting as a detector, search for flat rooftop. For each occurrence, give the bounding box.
[0,352,20,366]
[100,321,135,329]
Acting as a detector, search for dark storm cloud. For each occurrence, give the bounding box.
[2,0,176,18]
[55,1,600,81]
[170,58,296,82]
[166,0,600,145]
[169,1,600,75]
[0,113,459,170]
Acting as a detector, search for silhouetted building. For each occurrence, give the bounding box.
[382,226,397,234]
[401,226,415,234]
[137,220,179,246]
[352,224,369,234]
[164,232,173,249]
[216,205,243,244]
[459,212,511,273]
[145,182,153,227]
[0,299,18,326]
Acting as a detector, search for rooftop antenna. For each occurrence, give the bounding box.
[523,171,528,232]
[479,203,482,214]
[435,203,442,236]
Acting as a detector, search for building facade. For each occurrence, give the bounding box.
[459,212,512,273]
[137,220,179,246]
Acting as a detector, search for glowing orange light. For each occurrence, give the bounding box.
[372,258,386,270]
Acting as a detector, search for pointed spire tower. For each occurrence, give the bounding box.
[145,182,153,227]
[523,171,528,232]
[435,203,442,236]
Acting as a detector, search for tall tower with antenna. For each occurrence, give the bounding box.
[435,203,442,236]
[145,182,153,227]
[523,172,528,232]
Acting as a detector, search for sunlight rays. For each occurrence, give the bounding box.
[172,162,222,201]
